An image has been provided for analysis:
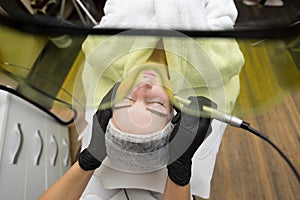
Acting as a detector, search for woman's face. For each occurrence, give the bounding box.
[112,69,173,135]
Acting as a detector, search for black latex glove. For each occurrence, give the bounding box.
[78,83,120,171]
[167,96,217,186]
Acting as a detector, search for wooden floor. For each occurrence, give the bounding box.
[198,0,300,200]
[234,0,300,29]
[195,39,300,200]
[197,3,300,199]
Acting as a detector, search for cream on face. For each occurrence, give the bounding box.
[112,70,173,135]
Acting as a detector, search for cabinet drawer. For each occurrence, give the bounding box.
[0,91,71,199]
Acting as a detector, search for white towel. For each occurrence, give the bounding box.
[97,0,238,30]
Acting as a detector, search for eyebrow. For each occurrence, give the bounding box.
[114,105,169,118]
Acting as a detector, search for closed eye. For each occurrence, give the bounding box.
[147,98,169,117]
[147,98,165,106]
[114,96,134,109]
[154,101,164,106]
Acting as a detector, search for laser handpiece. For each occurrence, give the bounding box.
[173,95,243,127]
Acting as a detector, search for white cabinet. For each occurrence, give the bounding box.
[0,89,71,200]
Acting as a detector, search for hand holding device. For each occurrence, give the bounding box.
[167,96,217,186]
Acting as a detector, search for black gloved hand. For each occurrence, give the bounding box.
[78,83,120,171]
[167,96,217,186]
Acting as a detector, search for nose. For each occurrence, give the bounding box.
[133,82,153,99]
[141,82,153,90]
[138,80,153,88]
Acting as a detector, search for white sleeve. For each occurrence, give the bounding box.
[204,0,238,30]
[191,120,228,198]
[97,0,156,28]
[154,0,238,30]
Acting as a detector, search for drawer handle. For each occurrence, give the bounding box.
[49,135,58,166]
[62,138,70,166]
[11,123,23,165]
[34,130,43,165]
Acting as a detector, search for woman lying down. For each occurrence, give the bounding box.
[39,32,244,199]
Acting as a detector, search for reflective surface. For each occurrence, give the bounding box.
[0,22,299,123]
[0,54,77,125]
[0,9,299,199]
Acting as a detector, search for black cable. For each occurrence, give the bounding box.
[240,121,300,184]
[123,189,130,200]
